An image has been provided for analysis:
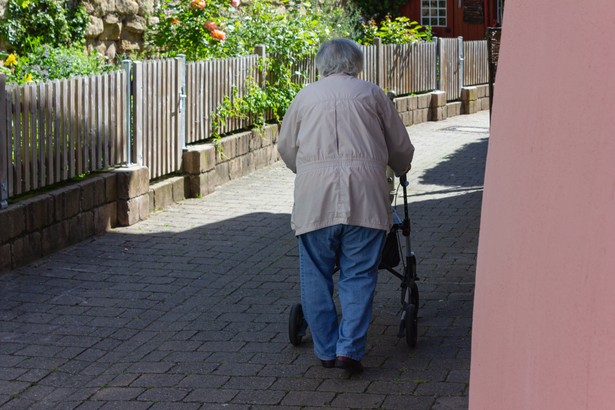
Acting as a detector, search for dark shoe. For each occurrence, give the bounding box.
[321,359,336,368]
[335,356,363,374]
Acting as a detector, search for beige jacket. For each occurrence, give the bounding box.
[278,74,415,236]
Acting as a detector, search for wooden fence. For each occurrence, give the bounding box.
[0,38,490,205]
[0,70,128,201]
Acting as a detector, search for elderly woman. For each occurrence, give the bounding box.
[278,38,415,374]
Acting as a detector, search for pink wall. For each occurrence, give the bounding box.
[469,1,615,409]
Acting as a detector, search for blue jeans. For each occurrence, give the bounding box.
[298,224,386,361]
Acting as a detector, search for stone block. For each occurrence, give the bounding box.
[183,145,216,174]
[0,203,26,244]
[41,220,69,256]
[94,203,117,234]
[117,194,149,227]
[79,176,106,212]
[429,106,447,122]
[447,102,462,117]
[229,157,243,180]
[103,173,117,204]
[431,90,447,108]
[218,135,238,162]
[394,97,408,113]
[476,85,487,98]
[417,94,431,109]
[12,232,41,268]
[0,243,11,273]
[66,213,95,246]
[235,131,252,157]
[414,108,429,124]
[189,173,214,198]
[115,166,149,200]
[462,100,478,115]
[214,162,230,187]
[51,185,81,223]
[481,98,491,111]
[149,180,174,211]
[250,128,265,150]
[461,86,478,102]
[407,96,418,111]
[22,194,54,233]
[400,111,413,127]
[171,176,188,203]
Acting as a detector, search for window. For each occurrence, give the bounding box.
[421,0,447,27]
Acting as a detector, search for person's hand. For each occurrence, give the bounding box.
[396,164,411,177]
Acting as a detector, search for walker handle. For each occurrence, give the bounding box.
[399,174,409,187]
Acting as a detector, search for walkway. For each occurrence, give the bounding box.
[0,111,490,409]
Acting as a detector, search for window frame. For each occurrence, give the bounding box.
[421,0,448,28]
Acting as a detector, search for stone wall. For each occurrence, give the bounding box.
[0,0,155,61]
[83,0,156,60]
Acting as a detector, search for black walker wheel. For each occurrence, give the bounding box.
[404,304,418,348]
[289,303,307,346]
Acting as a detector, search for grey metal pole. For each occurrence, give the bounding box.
[122,59,132,166]
[0,74,7,209]
[177,54,187,150]
[458,36,464,96]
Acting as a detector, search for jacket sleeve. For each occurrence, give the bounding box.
[277,98,301,174]
[379,93,415,176]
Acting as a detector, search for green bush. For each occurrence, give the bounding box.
[0,0,89,55]
[1,45,117,85]
[357,15,433,45]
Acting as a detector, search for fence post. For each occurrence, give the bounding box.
[254,44,266,89]
[435,37,441,91]
[121,59,132,166]
[372,37,383,88]
[0,74,7,209]
[132,61,143,166]
[458,36,465,96]
[176,54,187,150]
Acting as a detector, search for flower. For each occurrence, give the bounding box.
[23,73,33,83]
[170,17,179,24]
[4,53,17,68]
[190,0,206,9]
[204,20,217,31]
[230,0,240,7]
[210,29,226,41]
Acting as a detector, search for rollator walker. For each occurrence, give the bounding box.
[288,171,420,348]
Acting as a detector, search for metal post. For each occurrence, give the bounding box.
[458,36,464,96]
[177,54,187,150]
[0,74,8,209]
[121,59,132,166]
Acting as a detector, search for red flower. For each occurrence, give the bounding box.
[210,29,226,41]
[190,0,206,9]
[204,20,217,31]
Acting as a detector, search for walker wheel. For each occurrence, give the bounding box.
[404,304,418,348]
[289,303,307,346]
[410,283,419,317]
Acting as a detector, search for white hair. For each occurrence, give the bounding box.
[315,38,364,78]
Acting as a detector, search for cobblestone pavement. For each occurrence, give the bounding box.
[0,111,490,409]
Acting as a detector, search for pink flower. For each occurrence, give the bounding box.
[211,29,226,41]
[190,0,206,9]
[231,0,240,7]
[204,20,217,31]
